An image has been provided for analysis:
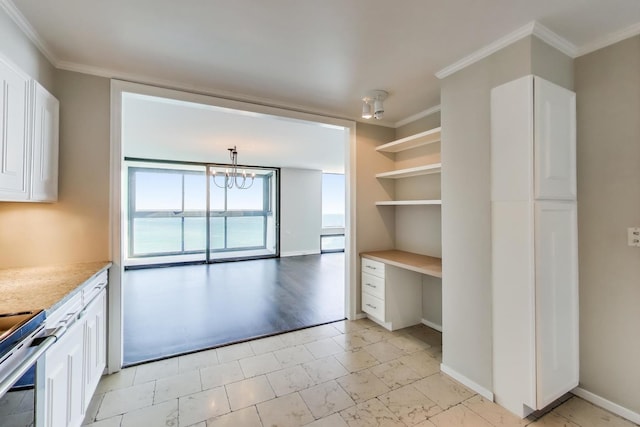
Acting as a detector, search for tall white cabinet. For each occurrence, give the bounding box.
[491,75,578,417]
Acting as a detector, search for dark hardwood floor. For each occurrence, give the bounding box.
[123,253,345,365]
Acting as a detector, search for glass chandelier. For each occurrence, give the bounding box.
[211,146,255,189]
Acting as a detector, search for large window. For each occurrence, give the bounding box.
[129,166,207,257]
[127,162,278,263]
[321,173,345,252]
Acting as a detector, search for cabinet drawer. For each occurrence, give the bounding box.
[82,270,108,306]
[362,258,385,278]
[362,292,385,321]
[46,292,83,329]
[361,272,385,300]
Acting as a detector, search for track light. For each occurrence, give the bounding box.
[361,90,388,120]
[362,101,372,119]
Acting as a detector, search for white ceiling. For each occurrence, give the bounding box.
[7,0,640,124]
[122,93,348,172]
[5,1,640,172]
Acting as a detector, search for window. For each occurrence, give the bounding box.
[127,163,278,262]
[321,173,345,252]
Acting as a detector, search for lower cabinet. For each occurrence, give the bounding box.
[43,318,85,427]
[42,286,107,427]
[361,258,422,331]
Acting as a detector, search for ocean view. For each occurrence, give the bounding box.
[132,213,344,256]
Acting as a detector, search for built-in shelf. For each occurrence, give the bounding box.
[361,249,442,278]
[376,127,441,153]
[376,163,441,179]
[375,200,442,206]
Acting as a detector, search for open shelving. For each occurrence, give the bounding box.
[375,199,441,206]
[376,163,441,179]
[376,126,441,153]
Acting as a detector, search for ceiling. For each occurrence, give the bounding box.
[7,0,640,125]
[122,93,347,172]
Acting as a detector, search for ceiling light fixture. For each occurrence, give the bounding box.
[211,146,255,189]
[362,90,388,120]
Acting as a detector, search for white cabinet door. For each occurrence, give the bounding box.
[84,290,107,404]
[534,201,579,408]
[0,57,30,200]
[44,320,85,427]
[31,82,59,201]
[534,78,576,200]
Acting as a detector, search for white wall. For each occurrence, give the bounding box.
[280,168,322,256]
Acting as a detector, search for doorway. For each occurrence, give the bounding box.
[109,81,357,371]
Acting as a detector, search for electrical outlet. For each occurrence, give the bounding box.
[628,227,640,247]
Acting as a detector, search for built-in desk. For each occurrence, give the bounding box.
[360,250,442,331]
[360,250,442,278]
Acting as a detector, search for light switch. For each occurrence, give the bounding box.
[628,227,640,247]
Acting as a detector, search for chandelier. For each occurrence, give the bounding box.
[211,146,255,189]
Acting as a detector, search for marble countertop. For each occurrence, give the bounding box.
[0,261,111,315]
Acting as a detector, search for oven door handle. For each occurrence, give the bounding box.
[0,326,65,397]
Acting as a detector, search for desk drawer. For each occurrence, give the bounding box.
[361,272,385,300]
[362,258,385,278]
[362,292,385,321]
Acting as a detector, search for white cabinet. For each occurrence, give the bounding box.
[31,82,59,201]
[491,75,578,418]
[42,272,108,427]
[0,55,59,202]
[43,316,86,427]
[83,290,107,405]
[0,57,30,200]
[361,257,422,331]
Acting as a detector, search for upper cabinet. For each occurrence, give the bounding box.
[0,57,30,200]
[0,56,59,202]
[491,76,576,202]
[31,81,60,202]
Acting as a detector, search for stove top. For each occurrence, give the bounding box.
[0,310,46,362]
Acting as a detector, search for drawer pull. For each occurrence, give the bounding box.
[366,303,377,310]
[366,265,377,270]
[365,283,377,289]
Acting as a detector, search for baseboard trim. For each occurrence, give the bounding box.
[572,387,640,424]
[440,364,494,401]
[354,312,368,320]
[421,318,442,332]
[280,250,321,257]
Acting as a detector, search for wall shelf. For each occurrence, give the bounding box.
[375,200,442,206]
[376,127,441,153]
[376,163,441,179]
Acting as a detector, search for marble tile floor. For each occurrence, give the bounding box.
[83,319,638,427]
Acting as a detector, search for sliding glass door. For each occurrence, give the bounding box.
[208,166,279,261]
[126,161,278,266]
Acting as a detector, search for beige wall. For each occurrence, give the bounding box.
[354,122,396,313]
[0,7,55,92]
[0,70,111,268]
[575,36,640,414]
[440,36,573,390]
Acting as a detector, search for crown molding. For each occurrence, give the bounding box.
[531,21,578,57]
[394,105,441,128]
[577,21,640,57]
[436,21,578,79]
[0,0,59,66]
